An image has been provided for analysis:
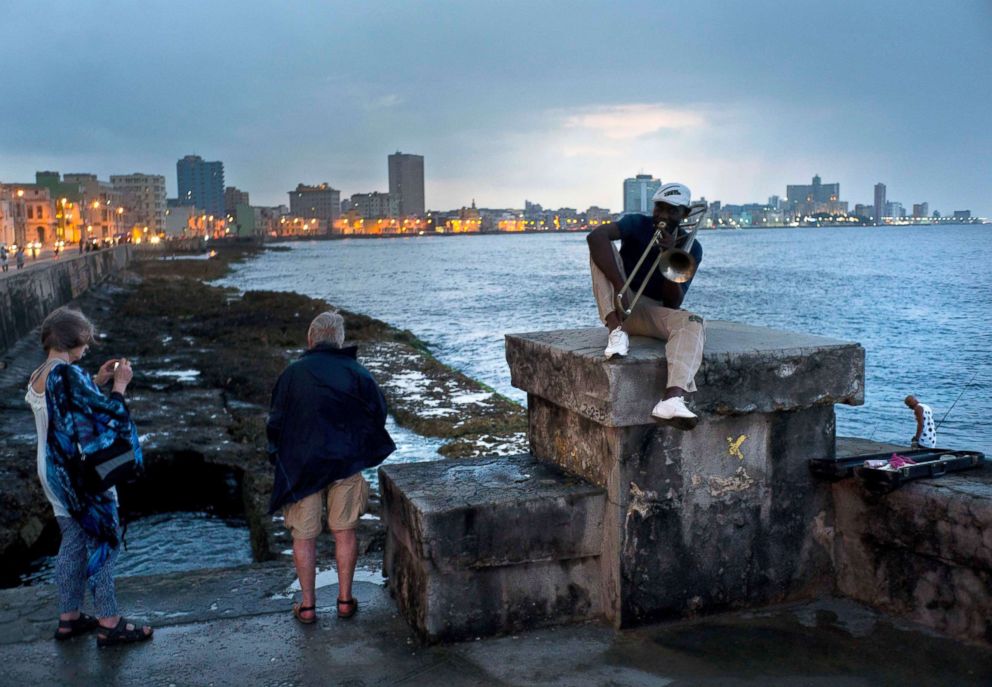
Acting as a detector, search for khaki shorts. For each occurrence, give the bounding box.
[283,473,370,539]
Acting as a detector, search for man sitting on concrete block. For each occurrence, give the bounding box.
[586,182,705,427]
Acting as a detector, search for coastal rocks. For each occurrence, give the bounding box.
[0,249,528,581]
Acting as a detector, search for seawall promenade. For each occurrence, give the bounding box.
[0,246,131,355]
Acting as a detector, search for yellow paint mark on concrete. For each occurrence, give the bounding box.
[727,434,747,461]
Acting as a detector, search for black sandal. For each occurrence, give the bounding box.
[337,598,358,619]
[54,613,99,640]
[96,618,153,648]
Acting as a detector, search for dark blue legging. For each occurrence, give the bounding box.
[55,517,120,618]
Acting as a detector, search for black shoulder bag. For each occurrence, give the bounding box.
[60,365,141,493]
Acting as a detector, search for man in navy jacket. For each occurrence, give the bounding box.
[267,311,395,622]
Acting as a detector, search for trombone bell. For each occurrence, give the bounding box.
[659,248,696,283]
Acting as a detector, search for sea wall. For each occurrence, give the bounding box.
[0,246,131,354]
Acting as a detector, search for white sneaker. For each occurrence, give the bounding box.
[604,327,629,359]
[651,396,698,421]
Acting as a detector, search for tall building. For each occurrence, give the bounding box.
[912,202,929,219]
[874,183,886,226]
[388,152,425,217]
[111,173,167,235]
[289,183,341,223]
[623,174,662,215]
[885,201,905,219]
[177,155,225,217]
[786,175,844,216]
[224,186,250,215]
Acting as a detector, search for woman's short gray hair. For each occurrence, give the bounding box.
[308,310,345,348]
[41,307,95,352]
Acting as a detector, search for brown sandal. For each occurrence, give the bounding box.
[292,602,317,625]
[337,598,358,619]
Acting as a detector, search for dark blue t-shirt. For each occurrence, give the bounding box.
[616,213,702,303]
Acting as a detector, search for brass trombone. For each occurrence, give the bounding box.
[615,202,708,317]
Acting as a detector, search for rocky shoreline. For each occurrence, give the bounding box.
[0,246,526,583]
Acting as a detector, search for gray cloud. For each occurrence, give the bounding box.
[1,0,989,214]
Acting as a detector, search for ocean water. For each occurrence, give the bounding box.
[221,224,991,454]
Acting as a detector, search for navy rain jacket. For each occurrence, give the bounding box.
[266,344,396,513]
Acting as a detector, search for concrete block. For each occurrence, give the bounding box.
[380,454,606,642]
[528,395,836,626]
[506,324,864,427]
[833,466,992,645]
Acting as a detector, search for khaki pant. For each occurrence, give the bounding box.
[283,472,370,539]
[590,246,705,392]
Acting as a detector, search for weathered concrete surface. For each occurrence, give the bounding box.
[380,454,606,642]
[529,396,837,627]
[1,563,990,686]
[0,246,130,354]
[508,325,862,628]
[832,438,992,646]
[506,324,864,427]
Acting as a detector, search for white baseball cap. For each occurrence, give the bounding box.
[652,183,691,207]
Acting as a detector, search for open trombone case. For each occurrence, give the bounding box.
[809,448,986,492]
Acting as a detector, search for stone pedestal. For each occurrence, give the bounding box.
[833,439,992,645]
[505,323,864,627]
[380,454,606,642]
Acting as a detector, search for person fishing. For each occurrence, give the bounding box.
[904,395,937,448]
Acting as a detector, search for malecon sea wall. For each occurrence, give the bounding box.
[0,246,131,354]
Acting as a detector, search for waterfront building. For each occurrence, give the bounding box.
[224,186,250,215]
[388,152,425,217]
[912,202,930,219]
[768,195,782,210]
[786,175,845,216]
[874,183,886,226]
[585,206,612,227]
[623,174,661,215]
[252,206,286,237]
[289,183,340,224]
[350,191,396,219]
[0,184,55,246]
[885,201,905,219]
[853,203,874,221]
[65,174,125,241]
[164,204,197,236]
[952,210,971,220]
[111,173,167,236]
[278,215,328,237]
[444,200,481,233]
[177,155,225,217]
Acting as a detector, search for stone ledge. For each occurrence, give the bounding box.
[506,323,864,427]
[380,454,605,570]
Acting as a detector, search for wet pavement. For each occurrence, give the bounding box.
[1,562,990,686]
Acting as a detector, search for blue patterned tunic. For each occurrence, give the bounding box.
[43,362,142,576]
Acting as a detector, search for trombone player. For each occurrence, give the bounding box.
[586,182,705,425]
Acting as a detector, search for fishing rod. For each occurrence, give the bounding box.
[936,368,981,430]
[865,367,980,442]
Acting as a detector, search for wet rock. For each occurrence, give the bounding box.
[0,250,527,582]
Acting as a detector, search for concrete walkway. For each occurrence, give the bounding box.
[1,562,990,686]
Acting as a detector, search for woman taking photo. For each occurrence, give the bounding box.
[25,307,152,647]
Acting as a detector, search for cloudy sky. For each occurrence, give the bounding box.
[2,1,989,215]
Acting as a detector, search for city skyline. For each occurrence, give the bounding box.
[1,2,989,215]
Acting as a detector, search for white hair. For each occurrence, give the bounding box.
[308,310,345,348]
